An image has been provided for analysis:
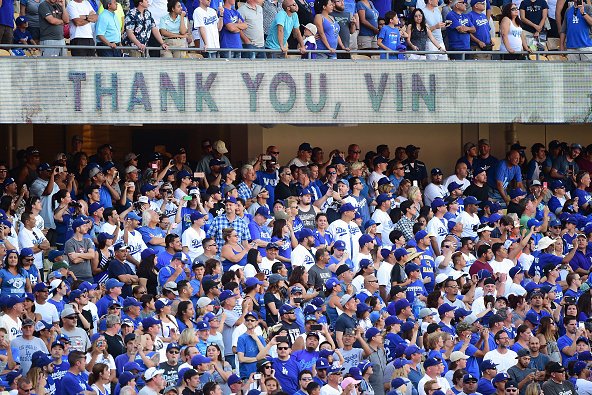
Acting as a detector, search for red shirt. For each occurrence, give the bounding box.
[469,259,494,276]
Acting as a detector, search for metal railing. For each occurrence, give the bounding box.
[2,42,591,60]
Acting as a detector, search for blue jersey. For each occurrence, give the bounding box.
[61,371,92,395]
[528,252,563,278]
[0,268,27,297]
[378,25,403,59]
[446,10,473,50]
[220,8,245,48]
[249,220,271,257]
[406,279,427,304]
[467,10,490,44]
[417,246,436,293]
[564,5,592,48]
[138,226,166,254]
[256,171,278,205]
[272,357,300,394]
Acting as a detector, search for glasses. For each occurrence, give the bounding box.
[511,6,518,9]
[328,171,337,175]
[264,365,272,369]
[350,150,361,154]
[368,280,378,283]
[205,244,216,248]
[284,172,292,176]
[19,388,32,393]
[65,316,77,320]
[137,291,147,295]
[301,377,313,381]
[168,350,180,354]
[245,319,257,323]
[271,151,280,155]
[25,258,34,262]
[430,388,442,392]
[505,390,518,393]
[278,346,290,350]
[0,169,7,173]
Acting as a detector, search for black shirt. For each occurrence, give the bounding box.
[104,332,125,358]
[464,183,490,209]
[275,182,297,201]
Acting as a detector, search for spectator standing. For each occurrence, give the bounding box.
[159,0,188,58]
[499,3,530,59]
[193,0,223,57]
[0,0,15,44]
[264,0,306,57]
[422,0,448,59]
[356,0,379,49]
[220,0,248,58]
[95,0,123,56]
[446,0,475,59]
[20,0,42,42]
[29,163,60,232]
[331,0,355,58]
[64,218,95,282]
[67,0,97,56]
[468,0,492,58]
[122,0,168,56]
[314,0,347,59]
[519,0,548,45]
[38,0,69,56]
[238,0,266,58]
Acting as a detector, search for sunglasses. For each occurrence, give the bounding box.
[278,347,290,350]
[168,350,180,354]
[246,319,257,323]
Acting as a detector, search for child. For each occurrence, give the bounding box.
[13,16,36,49]
[302,23,317,59]
[377,11,407,59]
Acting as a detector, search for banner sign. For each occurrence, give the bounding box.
[2,58,592,124]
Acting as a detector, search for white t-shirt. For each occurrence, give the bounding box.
[458,211,480,239]
[259,258,274,276]
[148,0,168,28]
[372,209,394,248]
[291,245,317,271]
[483,349,517,373]
[418,376,450,395]
[376,262,394,295]
[423,182,447,206]
[444,175,471,192]
[99,222,121,243]
[67,0,96,39]
[327,219,362,263]
[18,227,47,270]
[125,229,147,265]
[85,352,116,370]
[194,6,220,49]
[181,226,205,262]
[29,179,59,229]
[576,378,592,395]
[321,384,343,395]
[426,216,448,249]
[34,301,59,324]
[422,6,444,44]
[0,315,21,341]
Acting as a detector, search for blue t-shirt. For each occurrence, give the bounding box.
[564,6,592,49]
[61,371,92,395]
[528,252,563,278]
[453,341,480,377]
[488,159,522,190]
[405,279,427,304]
[557,334,574,366]
[356,0,378,36]
[256,171,277,205]
[0,0,14,28]
[418,246,436,293]
[220,8,245,48]
[0,268,27,297]
[265,10,299,49]
[378,25,403,59]
[317,15,340,51]
[446,10,473,50]
[467,10,490,44]
[13,28,33,44]
[272,357,300,394]
[248,220,271,257]
[237,333,267,379]
[574,187,592,208]
[138,226,166,254]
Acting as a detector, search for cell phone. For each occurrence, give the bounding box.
[254,373,262,380]
[262,155,272,161]
[543,182,547,188]
[194,172,205,178]
[311,324,322,331]
[294,298,304,304]
[127,182,134,188]
[579,322,585,330]
[151,163,158,169]
[169,160,175,166]
[413,180,418,187]
[276,336,289,343]
[183,195,193,201]
[445,20,452,26]
[56,166,64,173]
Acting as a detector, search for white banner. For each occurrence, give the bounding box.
[2,59,592,124]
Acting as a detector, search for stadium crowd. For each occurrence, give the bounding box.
[3,0,592,60]
[0,137,590,395]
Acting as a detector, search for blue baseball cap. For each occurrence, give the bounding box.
[423,358,442,368]
[88,202,103,215]
[140,183,157,194]
[447,182,463,192]
[31,351,53,368]
[255,206,272,219]
[141,316,161,328]
[372,156,388,166]
[20,247,34,258]
[196,320,210,331]
[376,193,391,205]
[316,357,330,369]
[71,217,89,230]
[492,373,510,384]
[385,316,403,326]
[172,252,188,262]
[333,240,346,250]
[394,358,412,369]
[119,371,138,386]
[364,219,380,230]
[481,360,498,371]
[245,277,264,288]
[123,297,142,308]
[37,162,51,172]
[348,367,363,380]
[326,278,340,290]
[189,212,206,221]
[225,196,238,204]
[464,196,481,205]
[166,343,181,351]
[404,263,420,275]
[391,378,410,390]
[509,188,527,199]
[463,373,478,383]
[297,228,314,241]
[126,212,142,221]
[438,304,457,316]
[279,304,295,315]
[97,232,115,244]
[550,179,565,190]
[47,249,64,261]
[191,354,212,366]
[176,170,192,180]
[431,198,446,209]
[124,361,144,372]
[141,247,156,260]
[404,345,422,358]
[358,234,374,246]
[105,278,124,290]
[219,290,238,302]
[394,299,410,314]
[393,248,409,260]
[338,203,356,214]
[15,16,27,25]
[414,229,431,242]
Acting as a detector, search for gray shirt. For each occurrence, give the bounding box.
[331,10,351,48]
[10,336,48,375]
[507,365,536,395]
[64,237,95,281]
[368,346,387,395]
[222,308,241,356]
[38,0,65,40]
[61,326,91,353]
[238,3,265,47]
[307,264,332,290]
[541,379,576,395]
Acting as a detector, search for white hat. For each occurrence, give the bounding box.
[537,236,557,251]
[49,279,63,293]
[125,165,138,174]
[229,264,242,272]
[197,297,213,308]
[163,282,178,295]
[450,270,465,280]
[435,273,448,285]
[144,367,164,381]
[304,23,318,36]
[213,140,228,154]
[450,351,469,362]
[138,196,149,204]
[477,225,495,233]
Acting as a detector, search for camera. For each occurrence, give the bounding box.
[69,201,82,208]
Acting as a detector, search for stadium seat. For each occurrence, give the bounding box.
[351,54,371,60]
[0,49,11,56]
[491,5,502,20]
[546,38,560,51]
[494,21,500,36]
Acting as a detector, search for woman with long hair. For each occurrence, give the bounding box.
[71,151,88,184]
[352,259,376,295]
[156,299,180,344]
[325,278,344,326]
[243,276,265,322]
[137,248,159,296]
[178,327,198,347]
[451,369,468,394]
[89,362,111,395]
[52,189,76,248]
[220,227,251,272]
[244,249,263,278]
[0,249,30,296]
[313,213,333,248]
[407,185,423,212]
[206,343,232,393]
[511,324,532,352]
[270,219,293,265]
[577,291,592,322]
[92,232,114,285]
[393,179,411,208]
[314,0,347,58]
[20,249,41,286]
[508,294,527,325]
[175,300,197,332]
[23,293,42,323]
[288,266,318,301]
[356,0,380,49]
[264,276,287,326]
[174,170,193,200]
[536,316,561,362]
[406,8,443,59]
[26,351,55,395]
[499,2,530,60]
[86,334,116,383]
[204,258,222,277]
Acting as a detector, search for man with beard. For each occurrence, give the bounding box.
[464,167,490,208]
[158,343,181,387]
[271,338,300,393]
[278,304,301,345]
[507,349,537,395]
[292,332,320,372]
